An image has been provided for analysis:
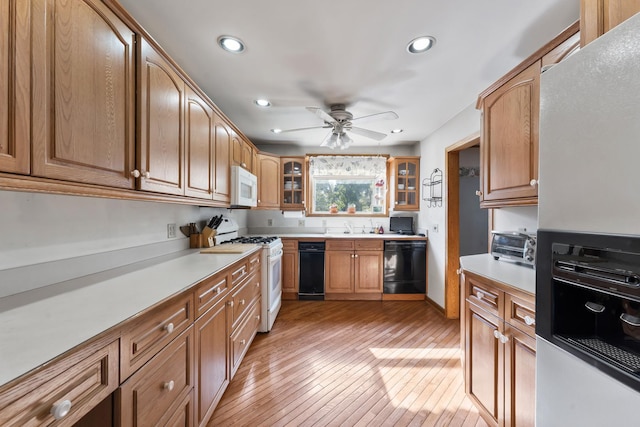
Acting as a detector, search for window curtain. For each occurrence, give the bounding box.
[309,156,387,177]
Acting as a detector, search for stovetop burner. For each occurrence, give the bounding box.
[223,236,279,245]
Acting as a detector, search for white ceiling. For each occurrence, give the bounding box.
[117,0,579,149]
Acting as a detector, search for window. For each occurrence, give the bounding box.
[308,155,388,215]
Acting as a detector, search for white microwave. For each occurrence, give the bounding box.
[231,165,258,207]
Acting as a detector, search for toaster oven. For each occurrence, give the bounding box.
[491,231,537,266]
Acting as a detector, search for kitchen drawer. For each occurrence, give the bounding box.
[194,271,229,318]
[230,272,261,329]
[355,240,383,251]
[282,239,298,251]
[466,276,501,317]
[505,293,536,337]
[230,298,261,379]
[118,326,194,427]
[0,337,119,427]
[120,292,194,381]
[247,251,261,276]
[162,389,193,427]
[326,240,355,251]
[230,260,249,288]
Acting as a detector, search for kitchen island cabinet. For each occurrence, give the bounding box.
[31,0,136,189]
[460,266,536,427]
[0,0,30,175]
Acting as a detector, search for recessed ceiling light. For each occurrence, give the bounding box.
[271,128,282,134]
[407,36,436,54]
[218,36,245,53]
[391,129,404,134]
[255,99,271,107]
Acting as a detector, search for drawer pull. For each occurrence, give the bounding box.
[524,315,535,326]
[499,334,509,344]
[229,301,234,307]
[164,323,174,334]
[240,339,246,346]
[216,287,223,295]
[256,282,260,288]
[493,330,501,340]
[476,291,485,300]
[256,315,261,321]
[163,380,175,391]
[50,399,72,420]
[241,299,245,305]
[456,268,462,275]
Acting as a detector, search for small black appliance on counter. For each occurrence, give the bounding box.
[389,216,414,235]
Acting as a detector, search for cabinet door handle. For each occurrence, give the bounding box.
[240,339,246,346]
[241,299,245,305]
[163,380,175,391]
[164,322,174,334]
[475,190,483,197]
[229,301,234,307]
[354,254,358,258]
[493,330,501,340]
[456,268,462,275]
[256,315,261,321]
[130,169,141,178]
[216,287,223,295]
[499,334,509,344]
[530,179,538,187]
[50,400,72,420]
[141,170,151,179]
[476,290,485,300]
[524,315,535,326]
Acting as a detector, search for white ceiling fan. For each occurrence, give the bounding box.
[278,104,399,149]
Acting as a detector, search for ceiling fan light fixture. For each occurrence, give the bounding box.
[255,99,271,107]
[218,35,245,53]
[407,36,436,54]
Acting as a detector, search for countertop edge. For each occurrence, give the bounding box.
[459,253,536,296]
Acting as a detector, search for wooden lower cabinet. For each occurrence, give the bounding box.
[194,300,228,427]
[282,239,299,300]
[325,240,383,298]
[118,326,194,427]
[462,270,536,427]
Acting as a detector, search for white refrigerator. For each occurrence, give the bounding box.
[536,12,640,426]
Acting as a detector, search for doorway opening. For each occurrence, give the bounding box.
[444,132,488,318]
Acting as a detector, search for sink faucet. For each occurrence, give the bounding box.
[344,222,353,234]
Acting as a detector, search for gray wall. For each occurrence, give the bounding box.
[458,147,487,256]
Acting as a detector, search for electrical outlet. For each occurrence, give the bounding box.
[431,224,439,233]
[298,219,305,227]
[167,223,177,238]
[267,219,273,226]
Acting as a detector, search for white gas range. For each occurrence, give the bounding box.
[214,219,282,332]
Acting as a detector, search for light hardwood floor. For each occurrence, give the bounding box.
[209,300,488,427]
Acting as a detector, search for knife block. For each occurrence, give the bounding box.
[189,233,202,248]
[201,227,217,248]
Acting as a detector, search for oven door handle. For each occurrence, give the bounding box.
[585,301,605,313]
[620,313,640,327]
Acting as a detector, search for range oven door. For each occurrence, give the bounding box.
[537,230,640,393]
[260,244,282,332]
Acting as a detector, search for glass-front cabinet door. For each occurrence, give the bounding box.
[281,157,305,210]
[393,157,420,211]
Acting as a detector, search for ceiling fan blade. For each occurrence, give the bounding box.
[278,125,331,133]
[349,127,387,141]
[306,107,337,124]
[351,111,399,124]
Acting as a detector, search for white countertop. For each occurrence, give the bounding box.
[278,233,427,239]
[0,246,260,388]
[459,254,536,295]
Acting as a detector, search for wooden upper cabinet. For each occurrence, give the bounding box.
[281,157,306,210]
[31,0,136,188]
[541,31,580,68]
[392,157,420,211]
[231,133,254,171]
[137,37,185,196]
[581,0,640,46]
[185,86,214,200]
[0,0,30,175]
[212,116,231,203]
[257,153,280,208]
[480,61,540,206]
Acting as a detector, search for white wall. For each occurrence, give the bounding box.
[0,190,247,297]
[416,103,480,307]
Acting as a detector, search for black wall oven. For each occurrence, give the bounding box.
[537,230,640,392]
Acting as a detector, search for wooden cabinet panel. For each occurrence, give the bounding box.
[230,272,261,329]
[194,272,229,318]
[231,134,243,168]
[481,61,539,205]
[504,324,536,427]
[31,0,136,188]
[0,0,30,175]
[581,0,640,46]
[392,157,420,210]
[326,240,355,251]
[325,250,354,293]
[138,37,185,195]
[541,32,580,68]
[212,118,231,203]
[354,251,383,293]
[120,292,194,381]
[118,326,194,427]
[241,139,253,171]
[0,338,119,427]
[505,293,536,338]
[466,303,502,426]
[467,276,501,317]
[185,86,214,199]
[163,390,194,427]
[194,300,228,426]
[282,239,299,298]
[257,153,281,208]
[229,299,261,379]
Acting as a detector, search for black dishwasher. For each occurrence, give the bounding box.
[383,240,427,294]
[298,242,325,300]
